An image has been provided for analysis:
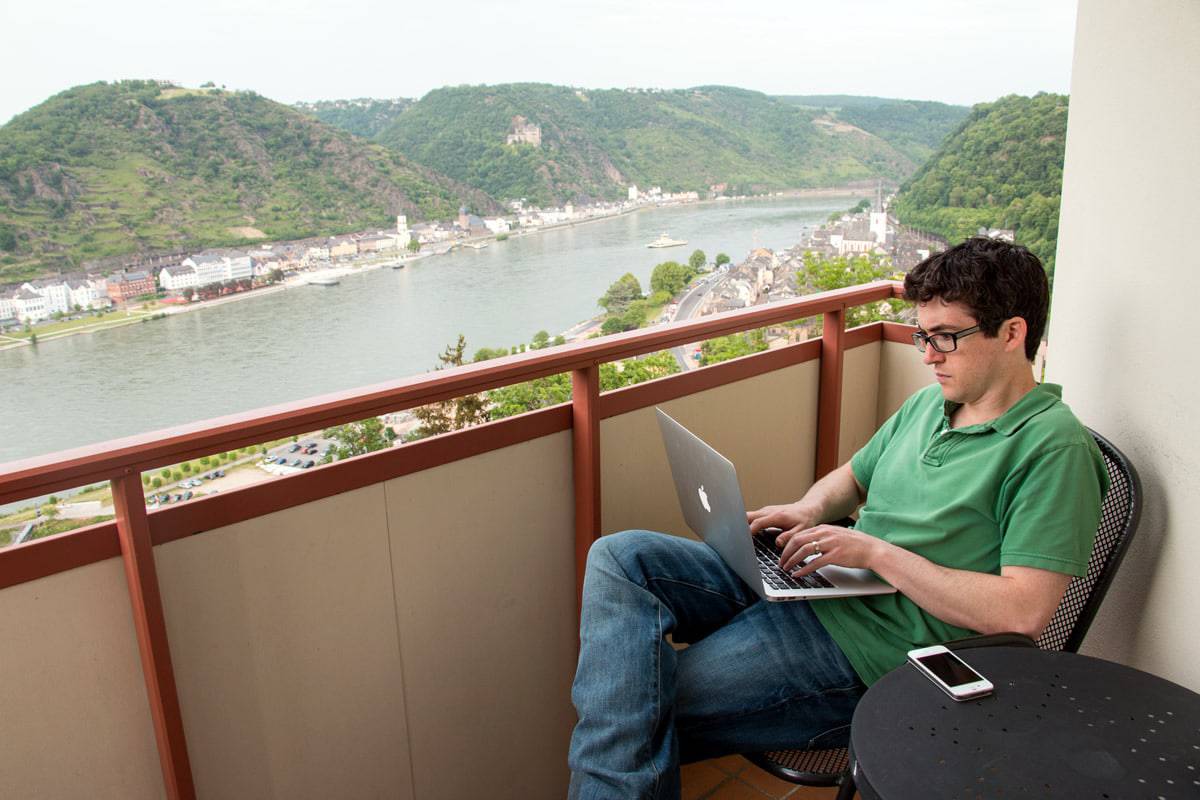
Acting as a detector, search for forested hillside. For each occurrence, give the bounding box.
[890,93,1068,276]
[777,95,970,164]
[376,84,920,205]
[294,98,412,139]
[0,82,496,284]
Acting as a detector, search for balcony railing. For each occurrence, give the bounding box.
[0,280,924,799]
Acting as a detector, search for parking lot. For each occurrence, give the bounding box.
[256,437,335,476]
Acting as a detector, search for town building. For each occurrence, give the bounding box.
[0,293,17,325]
[329,238,358,259]
[105,271,156,304]
[158,264,199,292]
[13,288,49,323]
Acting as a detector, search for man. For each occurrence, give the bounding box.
[567,238,1108,799]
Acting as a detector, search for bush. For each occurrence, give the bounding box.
[151,477,162,488]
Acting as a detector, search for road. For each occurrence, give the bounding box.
[669,269,731,370]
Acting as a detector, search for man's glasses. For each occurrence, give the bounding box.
[912,325,980,353]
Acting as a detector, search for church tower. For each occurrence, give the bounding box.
[869,179,888,245]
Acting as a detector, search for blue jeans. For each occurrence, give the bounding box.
[568,530,865,800]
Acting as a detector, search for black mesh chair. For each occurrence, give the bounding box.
[743,429,1142,799]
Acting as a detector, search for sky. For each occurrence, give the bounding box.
[0,0,1078,125]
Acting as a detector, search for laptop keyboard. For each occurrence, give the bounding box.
[753,533,835,591]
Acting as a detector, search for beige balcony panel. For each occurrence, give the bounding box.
[155,484,413,800]
[601,361,820,538]
[877,341,931,427]
[385,431,576,799]
[0,559,164,799]
[840,340,883,465]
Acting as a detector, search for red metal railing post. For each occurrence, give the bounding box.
[572,365,602,617]
[111,473,196,800]
[815,307,846,478]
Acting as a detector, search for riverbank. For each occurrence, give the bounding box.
[2,187,871,353]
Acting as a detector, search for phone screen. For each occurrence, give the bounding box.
[915,650,984,687]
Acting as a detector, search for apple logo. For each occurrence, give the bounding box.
[698,485,711,513]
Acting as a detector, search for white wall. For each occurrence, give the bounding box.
[1046,0,1200,689]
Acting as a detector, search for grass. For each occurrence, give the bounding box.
[6,310,151,340]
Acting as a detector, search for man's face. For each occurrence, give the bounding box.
[915,299,1008,405]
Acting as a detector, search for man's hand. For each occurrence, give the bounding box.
[746,502,820,539]
[777,523,887,575]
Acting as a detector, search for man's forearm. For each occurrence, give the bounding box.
[796,462,865,524]
[869,543,1070,639]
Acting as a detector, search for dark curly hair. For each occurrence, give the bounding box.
[904,237,1048,361]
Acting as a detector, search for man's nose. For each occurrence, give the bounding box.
[922,345,944,365]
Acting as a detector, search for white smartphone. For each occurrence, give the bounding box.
[906,645,994,701]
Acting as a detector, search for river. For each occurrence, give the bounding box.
[1,195,857,465]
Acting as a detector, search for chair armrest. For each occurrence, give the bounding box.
[944,632,1037,651]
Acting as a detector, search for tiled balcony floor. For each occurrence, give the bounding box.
[682,755,848,799]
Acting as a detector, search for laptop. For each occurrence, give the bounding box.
[656,408,896,602]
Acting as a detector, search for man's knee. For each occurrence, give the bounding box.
[586,530,695,589]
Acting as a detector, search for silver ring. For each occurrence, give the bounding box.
[813,540,823,556]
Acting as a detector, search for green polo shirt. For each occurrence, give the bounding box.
[811,382,1108,686]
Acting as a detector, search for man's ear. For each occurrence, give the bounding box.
[1002,316,1028,353]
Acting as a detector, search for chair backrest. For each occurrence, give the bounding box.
[1036,429,1142,653]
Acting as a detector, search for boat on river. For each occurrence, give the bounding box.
[647,232,687,249]
[464,241,489,250]
[305,270,342,286]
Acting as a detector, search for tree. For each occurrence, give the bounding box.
[160,468,171,479]
[473,346,509,362]
[182,287,195,301]
[268,268,284,284]
[411,335,489,438]
[531,330,551,350]
[323,417,394,461]
[700,329,768,366]
[407,238,421,253]
[151,477,162,489]
[487,352,680,420]
[141,474,150,486]
[650,261,695,297]
[715,253,731,267]
[599,273,642,314]
[688,249,707,271]
[795,252,903,327]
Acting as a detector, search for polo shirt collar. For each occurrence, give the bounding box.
[942,383,1063,437]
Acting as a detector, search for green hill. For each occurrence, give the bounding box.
[890,93,1068,276]
[775,95,971,164]
[375,84,921,206]
[294,97,413,139]
[0,81,497,284]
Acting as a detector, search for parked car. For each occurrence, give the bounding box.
[215,469,225,477]
[290,459,302,467]
[183,491,193,500]
[276,457,288,465]
[303,460,315,468]
[289,443,301,453]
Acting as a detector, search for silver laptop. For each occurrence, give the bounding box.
[656,408,896,602]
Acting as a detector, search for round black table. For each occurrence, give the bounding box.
[849,647,1200,799]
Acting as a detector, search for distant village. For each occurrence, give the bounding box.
[696,189,952,315]
[0,177,702,332]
